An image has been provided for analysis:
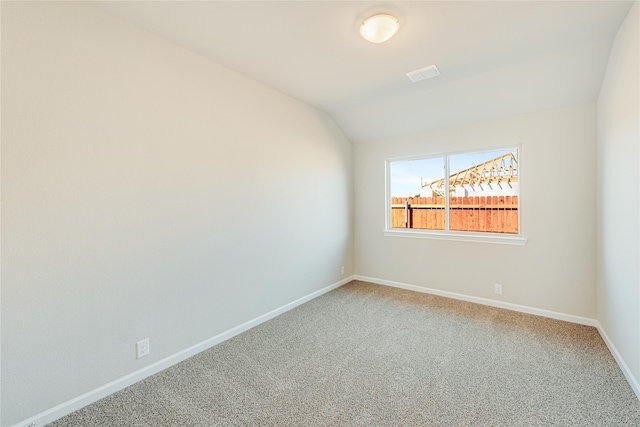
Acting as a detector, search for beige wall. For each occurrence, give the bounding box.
[1,2,353,425]
[597,1,640,387]
[354,103,597,318]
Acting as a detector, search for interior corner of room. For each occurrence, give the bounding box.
[1,1,639,426]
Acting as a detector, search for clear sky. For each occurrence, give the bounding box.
[390,148,516,197]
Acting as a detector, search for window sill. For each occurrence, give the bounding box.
[383,229,528,245]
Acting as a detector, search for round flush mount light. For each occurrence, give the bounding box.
[360,14,400,43]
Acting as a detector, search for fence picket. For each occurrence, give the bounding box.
[390,195,518,234]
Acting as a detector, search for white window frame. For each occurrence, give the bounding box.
[384,145,527,245]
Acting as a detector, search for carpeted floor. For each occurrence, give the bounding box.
[50,280,640,426]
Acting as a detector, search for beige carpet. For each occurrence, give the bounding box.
[51,280,640,426]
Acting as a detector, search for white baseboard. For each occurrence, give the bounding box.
[596,322,640,400]
[16,274,639,426]
[354,275,640,401]
[14,276,354,427]
[354,275,598,326]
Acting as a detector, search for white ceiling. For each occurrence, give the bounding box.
[93,1,633,143]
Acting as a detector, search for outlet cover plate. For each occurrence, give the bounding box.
[136,338,150,359]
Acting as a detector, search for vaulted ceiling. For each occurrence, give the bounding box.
[94,1,633,143]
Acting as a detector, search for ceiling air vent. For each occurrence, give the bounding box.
[406,64,441,83]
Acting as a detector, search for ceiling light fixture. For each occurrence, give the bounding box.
[360,14,399,43]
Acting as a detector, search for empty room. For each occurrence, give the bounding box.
[1,1,639,426]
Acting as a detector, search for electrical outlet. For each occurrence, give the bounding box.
[494,283,503,295]
[136,338,150,359]
[341,266,345,275]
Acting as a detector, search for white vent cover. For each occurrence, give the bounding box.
[406,64,441,83]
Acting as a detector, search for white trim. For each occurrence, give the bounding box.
[383,229,527,245]
[354,275,597,326]
[13,276,354,427]
[385,144,522,164]
[355,275,640,401]
[385,145,523,237]
[596,322,640,400]
[16,274,639,426]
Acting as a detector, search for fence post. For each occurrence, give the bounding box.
[404,200,409,228]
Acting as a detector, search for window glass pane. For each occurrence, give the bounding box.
[390,157,445,230]
[447,149,518,234]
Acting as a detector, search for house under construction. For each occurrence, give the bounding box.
[421,152,518,198]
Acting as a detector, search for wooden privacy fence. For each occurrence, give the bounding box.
[391,196,518,234]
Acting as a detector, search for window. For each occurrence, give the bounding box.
[385,147,526,245]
